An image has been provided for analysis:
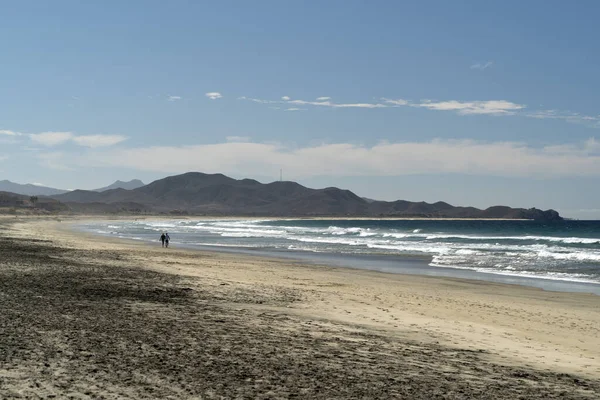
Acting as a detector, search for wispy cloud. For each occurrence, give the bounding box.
[205,92,222,100]
[239,94,598,127]
[77,137,600,179]
[381,98,409,106]
[414,100,525,115]
[0,129,22,136]
[525,109,599,127]
[470,61,493,70]
[167,95,182,102]
[29,131,127,147]
[245,95,520,114]
[287,99,387,109]
[72,135,127,148]
[238,96,278,104]
[285,108,304,111]
[240,96,387,109]
[0,155,8,162]
[30,132,73,146]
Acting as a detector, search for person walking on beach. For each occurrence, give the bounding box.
[165,232,170,248]
[160,232,166,247]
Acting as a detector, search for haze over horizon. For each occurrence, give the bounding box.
[1,1,600,218]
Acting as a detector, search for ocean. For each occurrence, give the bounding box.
[78,218,600,294]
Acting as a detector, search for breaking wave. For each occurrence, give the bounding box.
[79,218,600,285]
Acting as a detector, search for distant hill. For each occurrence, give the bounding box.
[49,172,563,221]
[0,180,68,196]
[0,191,69,213]
[361,197,379,203]
[94,179,145,192]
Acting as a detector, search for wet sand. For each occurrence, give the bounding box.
[1,217,599,399]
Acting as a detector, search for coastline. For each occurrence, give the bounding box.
[60,214,536,221]
[75,216,600,295]
[2,216,599,398]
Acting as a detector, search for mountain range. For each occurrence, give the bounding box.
[0,179,145,196]
[93,179,145,192]
[45,172,561,221]
[0,180,68,196]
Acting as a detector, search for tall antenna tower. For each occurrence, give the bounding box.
[280,169,283,182]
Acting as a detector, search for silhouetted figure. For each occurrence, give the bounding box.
[160,232,166,247]
[165,232,170,248]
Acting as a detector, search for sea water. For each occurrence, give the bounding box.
[79,219,600,294]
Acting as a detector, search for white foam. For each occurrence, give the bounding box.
[82,219,600,286]
[193,242,265,248]
[422,233,600,244]
[326,226,378,237]
[383,233,412,239]
[146,222,178,228]
[288,245,322,253]
[429,262,600,284]
[536,250,600,262]
[455,249,478,255]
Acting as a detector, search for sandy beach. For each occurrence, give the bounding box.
[1,217,599,399]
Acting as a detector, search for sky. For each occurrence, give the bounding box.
[1,0,600,218]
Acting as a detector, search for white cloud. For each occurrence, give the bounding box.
[167,95,182,102]
[526,109,599,127]
[414,100,525,115]
[0,155,8,162]
[0,129,22,136]
[245,95,521,114]
[470,61,493,70]
[285,108,304,111]
[239,96,278,104]
[239,94,600,127]
[72,135,127,148]
[288,99,387,109]
[30,131,73,146]
[382,98,409,106]
[205,92,222,100]
[76,138,600,179]
[241,96,387,109]
[28,131,127,147]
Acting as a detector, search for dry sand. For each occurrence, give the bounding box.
[1,216,599,399]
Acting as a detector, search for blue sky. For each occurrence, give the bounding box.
[1,1,600,218]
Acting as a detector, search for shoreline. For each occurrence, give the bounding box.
[168,243,600,295]
[2,216,600,397]
[74,217,600,295]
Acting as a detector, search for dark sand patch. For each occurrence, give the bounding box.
[1,228,599,399]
